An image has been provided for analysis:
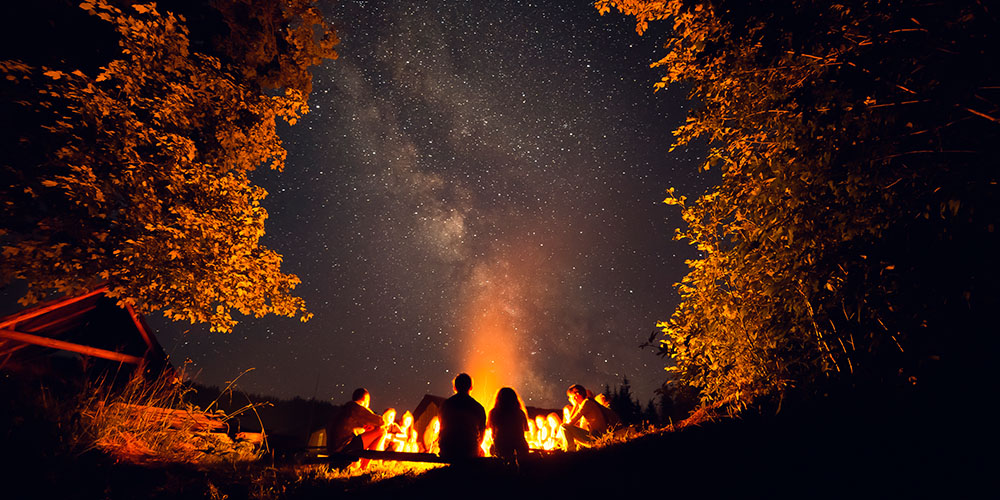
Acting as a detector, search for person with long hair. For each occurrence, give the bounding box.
[487,387,530,467]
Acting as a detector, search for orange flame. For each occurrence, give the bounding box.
[463,304,521,409]
[449,256,570,455]
[407,406,565,456]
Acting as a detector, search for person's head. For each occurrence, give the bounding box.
[453,373,473,394]
[352,388,371,408]
[493,387,524,412]
[566,384,588,405]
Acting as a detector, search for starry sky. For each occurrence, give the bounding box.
[149,0,712,411]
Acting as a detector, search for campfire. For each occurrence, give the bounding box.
[374,394,567,457]
[375,409,421,453]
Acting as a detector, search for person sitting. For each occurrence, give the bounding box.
[594,393,610,407]
[438,373,486,461]
[561,384,619,451]
[487,387,530,468]
[326,388,387,469]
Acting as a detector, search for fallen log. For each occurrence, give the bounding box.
[300,447,559,465]
[105,402,228,432]
[301,449,457,465]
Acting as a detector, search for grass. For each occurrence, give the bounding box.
[313,460,444,481]
[5,387,972,499]
[589,404,721,450]
[10,364,970,499]
[68,365,266,466]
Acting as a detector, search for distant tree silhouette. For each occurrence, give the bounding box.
[604,377,643,426]
[656,382,699,426]
[641,398,659,426]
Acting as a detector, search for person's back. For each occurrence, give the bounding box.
[488,407,528,452]
[438,373,486,460]
[487,387,529,465]
[575,397,609,435]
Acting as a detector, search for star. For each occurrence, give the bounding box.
[151,0,710,411]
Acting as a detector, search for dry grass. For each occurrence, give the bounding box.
[299,460,444,482]
[73,366,265,466]
[677,403,721,428]
[590,422,659,449]
[590,403,726,449]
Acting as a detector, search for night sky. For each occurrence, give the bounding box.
[146,0,711,411]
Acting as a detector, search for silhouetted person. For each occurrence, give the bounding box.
[438,373,486,461]
[487,387,530,468]
[327,388,387,469]
[561,384,619,451]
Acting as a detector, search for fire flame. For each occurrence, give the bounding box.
[374,403,566,456]
[476,408,565,456]
[456,298,566,454]
[373,256,568,457]
[376,409,421,453]
[456,289,567,455]
[417,404,565,456]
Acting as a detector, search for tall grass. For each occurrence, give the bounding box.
[73,365,265,465]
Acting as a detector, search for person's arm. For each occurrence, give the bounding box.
[566,401,584,426]
[360,406,385,430]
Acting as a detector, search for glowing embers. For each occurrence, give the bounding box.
[528,413,566,451]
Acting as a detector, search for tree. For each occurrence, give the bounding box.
[207,0,339,98]
[656,381,698,425]
[1,1,338,332]
[605,377,643,425]
[598,1,999,410]
[642,398,660,426]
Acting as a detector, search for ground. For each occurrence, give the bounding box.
[4,394,985,499]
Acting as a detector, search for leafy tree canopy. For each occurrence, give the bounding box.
[598,0,999,411]
[1,0,338,332]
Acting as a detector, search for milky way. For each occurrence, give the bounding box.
[151,0,711,410]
